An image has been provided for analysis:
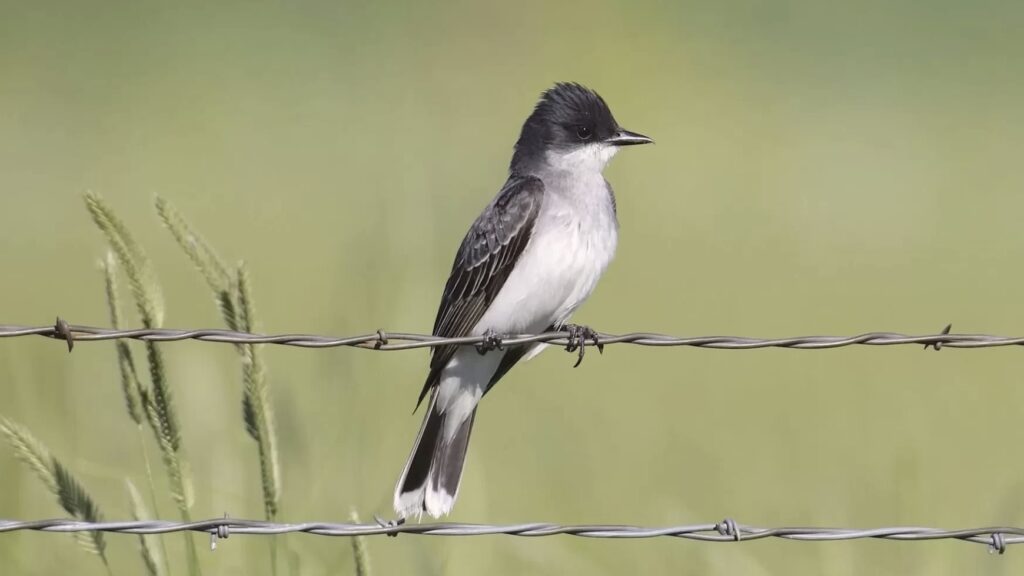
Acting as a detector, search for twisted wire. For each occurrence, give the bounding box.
[0,320,1010,351]
[0,517,1019,552]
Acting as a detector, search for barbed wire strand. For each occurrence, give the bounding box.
[0,517,1019,552]
[0,320,1017,352]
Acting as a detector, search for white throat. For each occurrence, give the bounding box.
[543,143,619,176]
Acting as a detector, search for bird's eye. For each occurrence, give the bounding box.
[575,126,592,140]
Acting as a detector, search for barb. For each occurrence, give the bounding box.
[1,321,1022,352]
[0,517,1020,550]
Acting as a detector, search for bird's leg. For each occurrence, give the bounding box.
[562,323,604,368]
[475,328,505,355]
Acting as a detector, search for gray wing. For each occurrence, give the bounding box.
[414,175,544,409]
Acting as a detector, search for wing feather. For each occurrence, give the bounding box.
[414,175,544,409]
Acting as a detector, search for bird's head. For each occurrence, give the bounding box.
[511,82,652,174]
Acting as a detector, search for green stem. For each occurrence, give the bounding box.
[269,535,278,576]
[264,445,278,576]
[163,445,199,576]
[174,476,201,576]
[138,428,171,576]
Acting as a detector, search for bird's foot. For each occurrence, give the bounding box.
[475,329,505,355]
[563,324,603,368]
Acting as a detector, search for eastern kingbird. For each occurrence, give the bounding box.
[394,82,652,519]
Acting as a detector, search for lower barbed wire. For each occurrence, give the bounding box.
[1,517,1023,550]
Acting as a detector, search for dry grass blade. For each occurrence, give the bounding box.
[127,479,167,576]
[0,418,109,566]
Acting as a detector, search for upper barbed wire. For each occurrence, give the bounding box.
[0,320,1017,351]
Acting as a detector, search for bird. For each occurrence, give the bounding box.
[393,82,652,519]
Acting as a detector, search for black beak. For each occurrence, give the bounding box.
[606,128,653,146]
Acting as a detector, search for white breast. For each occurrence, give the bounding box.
[435,144,622,414]
[472,168,619,336]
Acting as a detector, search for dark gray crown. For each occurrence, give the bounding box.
[511,83,620,173]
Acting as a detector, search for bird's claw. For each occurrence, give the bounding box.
[563,324,603,368]
[475,329,505,355]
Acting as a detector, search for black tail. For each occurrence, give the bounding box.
[394,391,476,518]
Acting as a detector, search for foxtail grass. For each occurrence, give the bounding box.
[0,418,112,574]
[236,262,281,519]
[154,196,238,332]
[103,252,144,425]
[85,192,200,576]
[349,509,372,576]
[102,253,173,576]
[156,196,282,572]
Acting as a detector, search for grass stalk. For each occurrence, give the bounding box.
[138,419,171,575]
[102,253,173,576]
[157,197,282,574]
[349,509,372,576]
[0,418,111,569]
[127,479,166,576]
[85,192,200,576]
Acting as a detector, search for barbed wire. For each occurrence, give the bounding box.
[0,319,1013,353]
[0,517,1019,552]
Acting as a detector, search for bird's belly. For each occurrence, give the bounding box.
[472,210,617,336]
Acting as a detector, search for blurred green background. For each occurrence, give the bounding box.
[2,0,1024,573]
